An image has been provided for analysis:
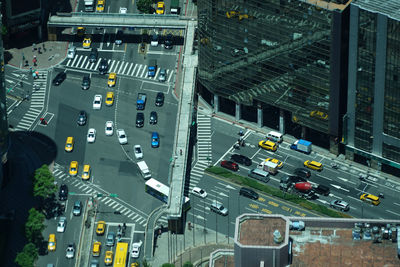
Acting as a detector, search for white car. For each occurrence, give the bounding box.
[87,128,96,143]
[117,129,128,144]
[159,69,166,82]
[131,240,142,258]
[57,217,67,233]
[134,145,143,159]
[105,121,114,136]
[119,7,127,13]
[192,187,207,198]
[66,243,75,259]
[93,94,102,110]
[67,46,76,59]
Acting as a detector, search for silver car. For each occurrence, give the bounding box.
[67,46,76,59]
[330,199,350,211]
[210,200,228,216]
[159,69,166,82]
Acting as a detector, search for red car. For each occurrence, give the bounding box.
[220,160,239,171]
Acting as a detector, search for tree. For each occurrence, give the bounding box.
[161,264,175,267]
[25,208,45,244]
[137,0,154,14]
[15,243,38,267]
[32,164,57,200]
[183,262,193,267]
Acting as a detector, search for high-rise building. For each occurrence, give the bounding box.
[346,0,400,175]
[197,0,350,152]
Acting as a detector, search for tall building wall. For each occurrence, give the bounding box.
[197,0,350,140]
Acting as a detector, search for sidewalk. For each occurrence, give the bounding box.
[6,41,68,71]
[151,223,234,267]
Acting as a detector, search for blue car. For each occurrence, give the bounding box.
[151,132,159,148]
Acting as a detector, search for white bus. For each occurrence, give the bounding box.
[145,178,190,211]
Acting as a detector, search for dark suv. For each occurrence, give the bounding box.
[164,34,173,49]
[149,111,157,124]
[239,187,259,200]
[230,154,252,166]
[52,72,66,86]
[82,76,90,90]
[59,184,68,201]
[294,168,311,179]
[220,160,239,171]
[136,112,144,127]
[313,184,330,196]
[89,48,98,63]
[155,92,164,106]
[98,59,108,75]
[77,111,87,126]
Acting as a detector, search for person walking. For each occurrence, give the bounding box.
[33,55,37,67]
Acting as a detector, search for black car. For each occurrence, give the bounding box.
[115,30,123,45]
[155,92,164,106]
[294,168,311,179]
[77,110,87,126]
[89,48,98,63]
[289,175,307,183]
[149,111,157,124]
[98,59,108,75]
[313,184,330,196]
[59,184,68,201]
[52,72,66,86]
[230,154,252,166]
[136,112,144,127]
[82,76,91,90]
[239,187,259,200]
[164,34,173,49]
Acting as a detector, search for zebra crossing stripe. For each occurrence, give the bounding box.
[109,61,116,72]
[118,62,126,73]
[131,64,139,76]
[126,63,134,75]
[59,174,66,179]
[135,65,143,76]
[131,214,139,220]
[94,59,101,70]
[140,65,147,77]
[154,68,161,79]
[104,198,113,205]
[122,62,129,74]
[81,57,89,69]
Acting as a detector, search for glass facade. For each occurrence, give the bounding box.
[354,9,376,152]
[197,0,347,134]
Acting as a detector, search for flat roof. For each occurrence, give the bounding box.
[238,217,286,246]
[352,0,400,21]
[291,227,399,266]
[213,254,235,267]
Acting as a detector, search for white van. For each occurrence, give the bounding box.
[137,161,151,180]
[267,131,283,143]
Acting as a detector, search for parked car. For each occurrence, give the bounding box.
[164,34,173,49]
[330,199,350,211]
[59,184,68,201]
[52,72,67,86]
[82,75,91,90]
[220,160,239,171]
[67,46,76,59]
[151,34,159,46]
[149,111,158,124]
[117,129,128,144]
[230,154,252,166]
[77,110,87,126]
[134,145,143,159]
[155,92,164,106]
[159,69,166,82]
[294,168,311,179]
[136,113,144,127]
[115,30,123,45]
[192,187,207,198]
[89,48,98,63]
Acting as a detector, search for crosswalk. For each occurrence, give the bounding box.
[188,113,213,189]
[65,55,175,82]
[15,71,47,131]
[52,163,149,227]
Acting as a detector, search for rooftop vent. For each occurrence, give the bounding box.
[273,230,283,244]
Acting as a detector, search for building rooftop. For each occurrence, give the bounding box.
[211,250,235,267]
[303,0,352,11]
[352,0,400,21]
[238,216,287,246]
[291,226,399,266]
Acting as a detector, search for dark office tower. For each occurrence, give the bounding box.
[346,0,400,175]
[0,8,10,187]
[197,0,350,152]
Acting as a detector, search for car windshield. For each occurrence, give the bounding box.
[199,189,205,194]
[107,126,112,130]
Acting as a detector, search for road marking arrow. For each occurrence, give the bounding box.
[316,199,328,204]
[225,184,235,190]
[195,215,204,220]
[219,192,229,197]
[338,177,348,182]
[330,184,350,192]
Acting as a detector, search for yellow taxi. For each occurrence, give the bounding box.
[48,234,56,251]
[96,0,105,12]
[360,193,380,206]
[304,160,323,171]
[310,110,328,120]
[105,91,114,106]
[69,161,78,176]
[156,2,165,14]
[82,164,91,180]
[258,140,277,152]
[96,221,106,235]
[265,158,283,168]
[104,250,113,265]
[93,241,101,257]
[65,136,74,152]
[107,72,116,87]
[77,27,85,37]
[82,36,92,49]
[130,263,139,267]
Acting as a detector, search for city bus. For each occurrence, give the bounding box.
[113,242,128,267]
[145,178,191,211]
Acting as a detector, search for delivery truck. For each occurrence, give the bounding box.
[257,160,278,175]
[137,161,151,180]
[290,139,312,154]
[136,93,147,110]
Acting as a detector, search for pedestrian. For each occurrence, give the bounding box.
[123,222,126,230]
[38,47,41,54]
[118,224,121,230]
[33,56,37,67]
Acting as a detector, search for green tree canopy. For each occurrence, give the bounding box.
[161,264,175,267]
[183,262,193,267]
[137,0,154,13]
[33,164,57,199]
[15,243,38,267]
[25,208,45,244]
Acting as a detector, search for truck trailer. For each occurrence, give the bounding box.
[290,139,312,154]
[84,0,95,12]
[137,93,147,110]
